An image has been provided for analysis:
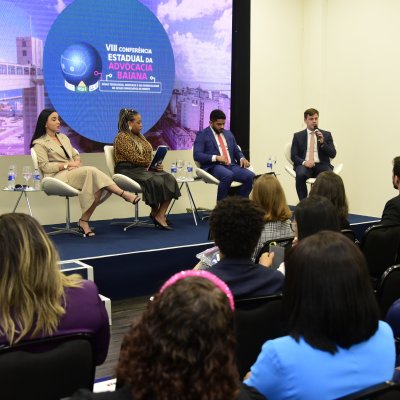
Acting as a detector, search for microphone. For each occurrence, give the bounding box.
[313,126,322,143]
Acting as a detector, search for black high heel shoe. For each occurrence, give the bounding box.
[154,218,173,231]
[77,219,95,237]
[120,190,140,204]
[150,213,172,226]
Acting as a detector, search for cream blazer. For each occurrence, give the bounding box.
[32,134,80,181]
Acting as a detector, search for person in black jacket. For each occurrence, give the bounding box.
[381,156,400,225]
[291,108,336,199]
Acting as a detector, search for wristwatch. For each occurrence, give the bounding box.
[64,163,68,170]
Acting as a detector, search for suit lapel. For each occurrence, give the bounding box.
[44,134,71,160]
[58,134,73,159]
[301,130,308,155]
[207,127,220,153]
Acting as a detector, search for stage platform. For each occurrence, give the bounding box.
[48,213,212,299]
[48,211,380,300]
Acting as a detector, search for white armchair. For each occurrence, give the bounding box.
[284,142,343,186]
[194,161,253,188]
[31,147,83,236]
[103,145,153,231]
[194,144,255,190]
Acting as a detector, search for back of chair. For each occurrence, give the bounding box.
[337,381,400,400]
[0,333,95,400]
[360,224,400,282]
[104,145,116,176]
[341,229,358,244]
[376,265,400,319]
[234,294,285,378]
[30,147,43,179]
[284,142,293,166]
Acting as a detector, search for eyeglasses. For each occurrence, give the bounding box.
[290,221,297,232]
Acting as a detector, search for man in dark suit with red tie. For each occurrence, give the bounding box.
[291,108,336,200]
[193,109,255,201]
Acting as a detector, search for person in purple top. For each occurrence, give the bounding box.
[0,213,110,365]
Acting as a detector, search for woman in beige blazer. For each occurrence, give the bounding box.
[30,109,140,237]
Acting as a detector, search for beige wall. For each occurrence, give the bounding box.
[2,0,400,222]
[250,0,304,204]
[250,0,400,217]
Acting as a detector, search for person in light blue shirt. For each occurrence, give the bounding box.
[245,231,395,400]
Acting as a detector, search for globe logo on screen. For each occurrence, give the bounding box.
[60,42,102,92]
[44,0,175,143]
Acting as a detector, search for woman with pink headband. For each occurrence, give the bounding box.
[71,270,265,400]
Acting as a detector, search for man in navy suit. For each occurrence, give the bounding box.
[193,109,255,201]
[381,156,400,225]
[291,108,336,200]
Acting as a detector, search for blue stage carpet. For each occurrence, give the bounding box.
[48,214,212,299]
[47,212,380,300]
[47,213,211,261]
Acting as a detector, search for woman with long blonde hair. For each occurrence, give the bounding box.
[251,174,293,260]
[0,213,109,365]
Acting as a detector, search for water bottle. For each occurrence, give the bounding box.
[267,156,273,173]
[176,159,184,180]
[170,162,177,177]
[186,161,193,180]
[33,168,41,190]
[7,165,15,189]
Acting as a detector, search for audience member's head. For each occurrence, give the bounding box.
[210,196,265,258]
[392,156,400,190]
[310,171,349,227]
[116,270,238,400]
[0,213,81,344]
[252,174,291,222]
[284,231,379,354]
[294,195,340,241]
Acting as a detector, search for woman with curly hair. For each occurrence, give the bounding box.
[71,270,266,400]
[114,108,181,230]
